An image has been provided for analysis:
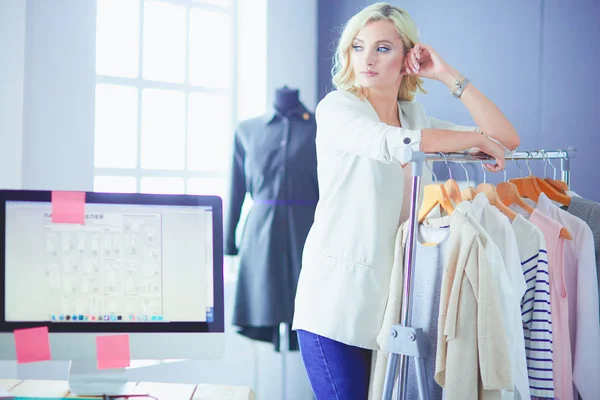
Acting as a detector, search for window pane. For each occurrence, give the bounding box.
[141,177,184,194]
[189,9,232,88]
[95,84,138,168]
[94,176,137,193]
[187,93,231,171]
[143,0,186,83]
[141,89,185,169]
[96,0,140,78]
[187,178,226,197]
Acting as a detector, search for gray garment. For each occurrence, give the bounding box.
[225,102,318,328]
[565,196,600,316]
[406,224,450,400]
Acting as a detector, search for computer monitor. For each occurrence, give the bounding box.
[0,190,225,395]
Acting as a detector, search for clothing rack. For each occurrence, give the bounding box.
[381,147,576,400]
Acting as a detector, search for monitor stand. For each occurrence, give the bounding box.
[67,360,146,396]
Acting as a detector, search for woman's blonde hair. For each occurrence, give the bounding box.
[331,2,426,101]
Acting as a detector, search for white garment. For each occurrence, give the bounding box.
[535,194,600,400]
[511,215,555,399]
[293,89,478,349]
[468,195,531,400]
[456,198,529,400]
[435,210,513,399]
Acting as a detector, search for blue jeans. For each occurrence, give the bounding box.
[297,329,372,400]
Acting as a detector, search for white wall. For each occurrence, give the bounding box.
[267,0,318,111]
[20,0,96,191]
[0,0,26,190]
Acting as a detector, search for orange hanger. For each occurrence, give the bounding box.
[509,176,541,201]
[497,167,534,214]
[508,177,572,239]
[457,160,476,201]
[444,179,462,205]
[474,160,517,220]
[540,150,569,194]
[537,179,572,206]
[461,186,477,201]
[509,155,571,206]
[476,182,518,221]
[497,181,534,214]
[544,178,568,194]
[441,153,463,205]
[507,155,572,240]
[418,183,455,223]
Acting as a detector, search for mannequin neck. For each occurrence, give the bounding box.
[275,87,300,114]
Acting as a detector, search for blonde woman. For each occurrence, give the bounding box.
[291,2,520,399]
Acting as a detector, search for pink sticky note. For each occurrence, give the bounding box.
[52,191,85,224]
[96,334,130,370]
[14,326,52,364]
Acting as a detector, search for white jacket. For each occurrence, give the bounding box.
[292,89,478,349]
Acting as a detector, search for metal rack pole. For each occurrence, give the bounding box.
[382,148,574,400]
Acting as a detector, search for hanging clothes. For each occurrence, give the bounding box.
[455,200,525,400]
[511,214,555,399]
[405,218,451,400]
[535,194,600,399]
[562,196,600,316]
[224,102,318,351]
[528,209,573,400]
[460,194,531,400]
[434,210,512,400]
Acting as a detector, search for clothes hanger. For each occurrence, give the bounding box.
[497,160,535,215]
[418,158,455,223]
[509,152,571,206]
[507,152,572,239]
[440,153,462,205]
[475,161,518,221]
[459,160,477,201]
[541,150,568,193]
[416,162,450,246]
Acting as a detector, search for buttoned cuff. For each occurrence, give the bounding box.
[386,129,422,164]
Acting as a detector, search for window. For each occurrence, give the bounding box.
[94,0,236,202]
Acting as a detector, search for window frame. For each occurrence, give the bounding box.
[93,0,238,194]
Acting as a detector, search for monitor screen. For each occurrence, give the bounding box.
[0,190,224,336]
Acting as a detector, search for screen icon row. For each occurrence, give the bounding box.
[51,314,164,322]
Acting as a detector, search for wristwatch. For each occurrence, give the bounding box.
[450,74,470,99]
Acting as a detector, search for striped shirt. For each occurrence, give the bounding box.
[512,215,555,399]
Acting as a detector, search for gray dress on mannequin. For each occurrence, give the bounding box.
[224,94,318,351]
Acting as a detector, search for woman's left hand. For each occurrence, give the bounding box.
[401,43,453,82]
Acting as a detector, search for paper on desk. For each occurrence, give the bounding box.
[51,191,85,224]
[96,334,130,370]
[0,387,12,398]
[9,379,69,397]
[193,383,256,400]
[13,327,51,364]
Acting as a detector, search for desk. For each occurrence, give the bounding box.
[0,379,255,399]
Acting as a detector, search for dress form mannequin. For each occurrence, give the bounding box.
[275,86,300,114]
[226,83,317,399]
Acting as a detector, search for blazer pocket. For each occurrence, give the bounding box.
[323,254,377,270]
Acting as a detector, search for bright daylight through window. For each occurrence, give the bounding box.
[93,0,235,200]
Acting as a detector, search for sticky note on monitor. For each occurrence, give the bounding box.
[13,326,51,364]
[96,334,130,370]
[51,191,85,224]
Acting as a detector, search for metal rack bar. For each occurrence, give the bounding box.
[382,147,574,400]
[420,149,568,161]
